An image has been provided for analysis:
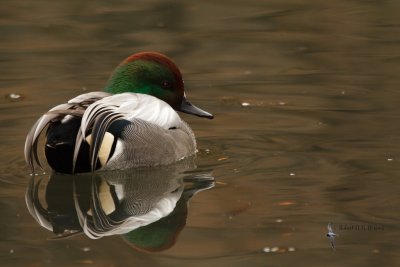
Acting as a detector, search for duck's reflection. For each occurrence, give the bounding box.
[26,166,214,251]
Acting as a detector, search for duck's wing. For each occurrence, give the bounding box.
[68,91,111,105]
[25,91,111,173]
[85,110,124,172]
[25,103,74,172]
[81,93,181,132]
[79,93,191,171]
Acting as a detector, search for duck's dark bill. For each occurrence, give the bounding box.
[179,97,214,119]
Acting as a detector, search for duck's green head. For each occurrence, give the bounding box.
[104,52,213,119]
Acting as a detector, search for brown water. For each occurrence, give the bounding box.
[1,0,399,266]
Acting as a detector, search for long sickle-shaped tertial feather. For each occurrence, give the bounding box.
[89,111,124,171]
[80,103,112,138]
[72,129,84,175]
[79,98,125,172]
[25,92,112,174]
[24,103,73,173]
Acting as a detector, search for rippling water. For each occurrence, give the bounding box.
[1,0,399,266]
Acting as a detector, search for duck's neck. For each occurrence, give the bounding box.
[104,63,153,94]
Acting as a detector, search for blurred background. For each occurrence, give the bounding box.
[0,0,399,266]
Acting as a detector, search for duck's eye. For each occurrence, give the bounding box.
[162,80,172,89]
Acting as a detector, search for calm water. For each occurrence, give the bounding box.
[1,0,399,266]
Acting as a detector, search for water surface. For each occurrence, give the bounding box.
[1,0,399,266]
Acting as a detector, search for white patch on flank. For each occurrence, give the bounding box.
[98,132,115,166]
[85,135,92,145]
[85,132,115,166]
